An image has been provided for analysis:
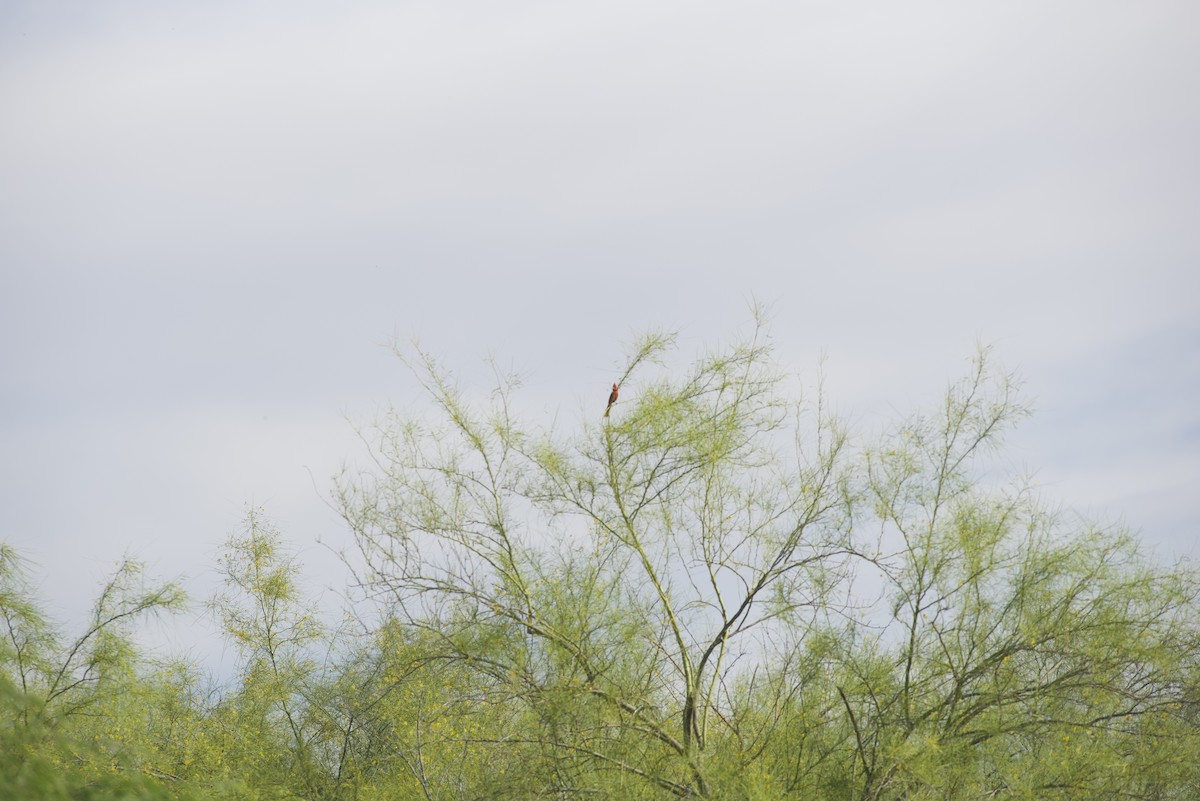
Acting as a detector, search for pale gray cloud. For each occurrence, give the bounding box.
[2,1,1197,657]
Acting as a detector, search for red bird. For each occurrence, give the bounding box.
[604,383,619,417]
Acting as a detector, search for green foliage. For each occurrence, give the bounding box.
[0,547,195,800]
[2,328,1198,800]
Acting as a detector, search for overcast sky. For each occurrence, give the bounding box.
[2,1,1198,666]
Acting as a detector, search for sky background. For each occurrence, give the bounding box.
[2,1,1198,668]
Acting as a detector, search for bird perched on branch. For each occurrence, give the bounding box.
[604,383,619,417]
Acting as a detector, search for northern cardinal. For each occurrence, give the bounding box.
[604,382,619,417]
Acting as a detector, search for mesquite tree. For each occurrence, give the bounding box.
[336,328,1200,799]
[2,327,1197,800]
[337,325,858,797]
